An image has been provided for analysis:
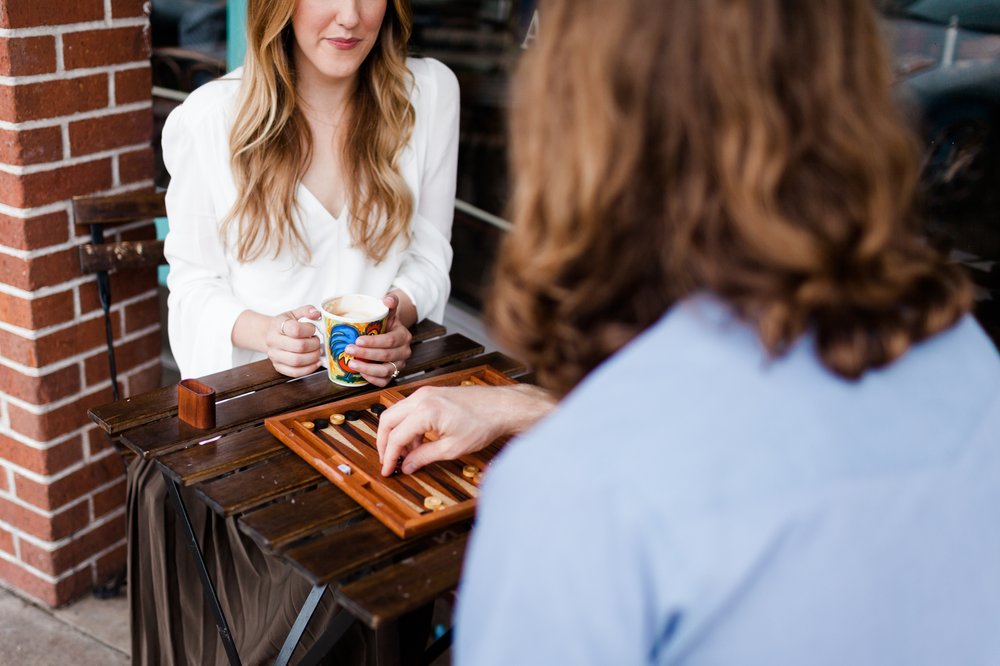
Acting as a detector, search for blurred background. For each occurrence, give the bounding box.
[147,0,999,345]
[885,1,1000,345]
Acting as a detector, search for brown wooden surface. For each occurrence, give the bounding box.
[78,239,165,274]
[89,319,448,435]
[336,534,470,629]
[157,426,285,487]
[120,334,484,460]
[72,190,166,226]
[196,451,322,517]
[281,517,452,586]
[238,485,364,554]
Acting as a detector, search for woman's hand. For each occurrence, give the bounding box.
[233,305,323,378]
[376,384,556,476]
[265,305,323,377]
[345,293,413,387]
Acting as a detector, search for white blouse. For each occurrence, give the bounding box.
[162,58,459,378]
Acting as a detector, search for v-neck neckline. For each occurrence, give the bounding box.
[298,183,347,222]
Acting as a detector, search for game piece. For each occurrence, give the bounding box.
[330,413,345,425]
[424,496,443,511]
[344,410,361,421]
[301,421,314,430]
[370,403,387,416]
[462,465,478,479]
[337,464,352,476]
[313,418,329,429]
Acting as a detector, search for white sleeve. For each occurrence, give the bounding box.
[391,59,459,324]
[162,100,248,378]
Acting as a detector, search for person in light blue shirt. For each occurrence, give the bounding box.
[458,296,1000,664]
[448,0,1000,663]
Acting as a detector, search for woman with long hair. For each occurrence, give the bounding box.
[165,0,456,381]
[130,1,458,663]
[453,0,1000,663]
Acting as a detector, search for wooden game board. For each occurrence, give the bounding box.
[264,365,517,538]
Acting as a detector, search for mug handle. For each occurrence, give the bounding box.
[299,313,330,365]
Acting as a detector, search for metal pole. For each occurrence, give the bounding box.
[165,477,243,666]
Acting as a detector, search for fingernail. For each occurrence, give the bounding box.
[345,345,357,355]
[402,463,414,474]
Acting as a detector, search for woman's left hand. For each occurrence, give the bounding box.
[345,293,413,387]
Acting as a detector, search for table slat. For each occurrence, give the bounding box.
[121,334,485,460]
[238,485,365,554]
[195,451,322,516]
[157,427,285,487]
[335,533,469,629]
[89,319,448,435]
[283,519,457,586]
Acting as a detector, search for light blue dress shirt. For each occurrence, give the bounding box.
[456,297,1000,665]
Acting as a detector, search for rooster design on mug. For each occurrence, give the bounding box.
[329,321,384,383]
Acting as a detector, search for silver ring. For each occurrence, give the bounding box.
[279,319,289,336]
[388,361,400,379]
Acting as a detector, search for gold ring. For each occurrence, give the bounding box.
[279,319,289,336]
[388,361,400,379]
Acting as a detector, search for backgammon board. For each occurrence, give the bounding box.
[264,365,517,538]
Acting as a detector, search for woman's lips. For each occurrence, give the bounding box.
[328,38,361,50]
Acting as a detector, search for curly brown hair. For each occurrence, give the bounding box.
[488,0,971,397]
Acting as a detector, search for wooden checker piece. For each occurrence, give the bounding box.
[264,365,516,538]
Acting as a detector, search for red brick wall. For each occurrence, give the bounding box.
[0,0,157,607]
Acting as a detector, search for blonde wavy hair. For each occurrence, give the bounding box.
[490,0,972,397]
[225,0,415,263]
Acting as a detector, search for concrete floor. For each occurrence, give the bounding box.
[0,585,129,665]
[0,583,454,665]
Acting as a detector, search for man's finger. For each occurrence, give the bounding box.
[380,415,435,475]
[401,438,455,475]
[376,398,416,459]
[380,434,425,476]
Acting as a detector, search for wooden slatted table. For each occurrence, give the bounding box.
[88,321,527,666]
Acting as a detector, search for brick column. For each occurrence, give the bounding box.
[0,0,158,607]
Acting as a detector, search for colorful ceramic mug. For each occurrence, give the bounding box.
[306,294,389,387]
